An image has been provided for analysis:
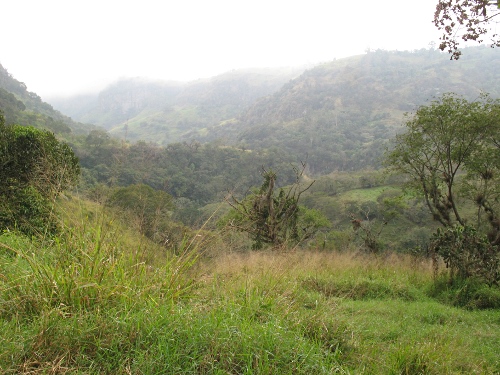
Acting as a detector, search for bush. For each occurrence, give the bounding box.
[469,285,500,309]
[0,116,80,236]
[428,276,500,309]
[432,225,500,286]
[0,184,57,236]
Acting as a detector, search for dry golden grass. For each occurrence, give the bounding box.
[200,249,435,280]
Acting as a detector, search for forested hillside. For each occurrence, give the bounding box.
[50,67,306,144]
[0,64,93,135]
[2,47,500,240]
[208,47,500,173]
[49,47,500,174]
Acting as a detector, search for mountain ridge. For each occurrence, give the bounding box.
[50,66,307,145]
[0,63,94,135]
[2,46,500,175]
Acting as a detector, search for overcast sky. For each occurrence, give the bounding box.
[1,0,443,99]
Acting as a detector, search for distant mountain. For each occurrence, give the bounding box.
[48,46,500,175]
[197,47,500,173]
[50,67,306,145]
[0,63,93,135]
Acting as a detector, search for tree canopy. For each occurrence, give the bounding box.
[434,0,500,59]
[385,93,499,232]
[385,94,500,282]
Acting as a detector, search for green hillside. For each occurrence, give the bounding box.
[0,63,93,135]
[50,67,306,145]
[49,47,500,174]
[2,204,499,373]
[207,47,500,174]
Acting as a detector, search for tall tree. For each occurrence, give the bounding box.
[385,94,500,283]
[385,94,500,241]
[434,0,500,59]
[385,94,499,232]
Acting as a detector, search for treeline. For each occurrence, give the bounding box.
[71,130,303,219]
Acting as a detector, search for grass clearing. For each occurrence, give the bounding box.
[1,214,499,373]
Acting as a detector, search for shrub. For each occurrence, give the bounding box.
[431,225,500,286]
[0,115,80,236]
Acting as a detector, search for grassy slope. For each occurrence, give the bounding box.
[1,197,499,374]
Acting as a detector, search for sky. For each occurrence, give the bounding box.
[1,0,443,99]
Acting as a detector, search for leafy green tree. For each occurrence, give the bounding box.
[432,225,499,285]
[0,114,80,235]
[434,0,500,59]
[1,124,79,198]
[385,93,500,281]
[85,129,111,149]
[385,94,499,229]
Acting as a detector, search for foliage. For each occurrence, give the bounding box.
[1,123,80,197]
[0,185,57,236]
[350,215,387,253]
[385,93,500,235]
[434,0,500,59]
[429,273,500,308]
[431,225,500,285]
[0,115,80,235]
[106,184,184,246]
[75,138,299,208]
[224,166,321,249]
[385,93,500,281]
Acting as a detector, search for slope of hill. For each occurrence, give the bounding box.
[0,63,93,134]
[50,67,306,145]
[199,47,500,174]
[49,47,500,175]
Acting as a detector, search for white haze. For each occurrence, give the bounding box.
[1,0,442,99]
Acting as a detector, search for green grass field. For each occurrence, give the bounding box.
[1,204,499,374]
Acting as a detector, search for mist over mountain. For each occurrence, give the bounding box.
[210,47,500,173]
[56,46,496,174]
[50,67,307,145]
[0,63,94,135]
[2,46,500,175]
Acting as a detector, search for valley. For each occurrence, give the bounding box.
[1,45,500,374]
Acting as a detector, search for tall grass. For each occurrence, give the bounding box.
[1,200,499,374]
[194,250,500,374]
[1,218,197,320]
